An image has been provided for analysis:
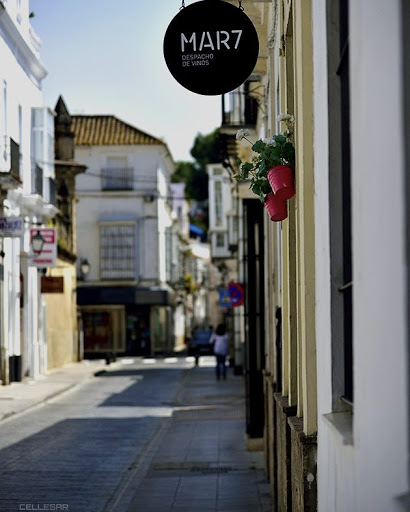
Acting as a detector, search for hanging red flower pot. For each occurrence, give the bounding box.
[267,165,295,200]
[264,193,288,222]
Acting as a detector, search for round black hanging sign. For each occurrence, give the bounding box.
[163,0,259,95]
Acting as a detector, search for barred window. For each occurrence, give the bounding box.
[102,156,133,190]
[216,233,225,247]
[101,167,133,190]
[100,223,136,280]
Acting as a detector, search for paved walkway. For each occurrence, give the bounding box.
[124,359,272,512]
[0,359,113,422]
[0,357,272,511]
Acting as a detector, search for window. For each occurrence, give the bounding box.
[214,180,223,226]
[102,156,133,191]
[337,0,353,404]
[82,307,125,352]
[33,164,43,195]
[100,223,136,280]
[328,0,353,406]
[10,138,20,177]
[216,233,225,247]
[31,107,55,190]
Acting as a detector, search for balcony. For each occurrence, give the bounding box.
[101,168,133,191]
[48,177,56,205]
[10,138,21,178]
[32,164,43,196]
[211,231,232,260]
[0,138,22,189]
[219,81,261,161]
[221,90,258,130]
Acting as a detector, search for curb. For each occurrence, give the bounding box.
[0,361,122,424]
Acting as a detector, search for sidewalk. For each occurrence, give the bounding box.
[124,361,272,512]
[0,357,273,511]
[0,359,114,422]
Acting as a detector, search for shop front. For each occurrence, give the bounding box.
[77,286,174,357]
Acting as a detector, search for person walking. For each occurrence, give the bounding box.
[210,324,229,380]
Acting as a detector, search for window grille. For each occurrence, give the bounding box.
[101,168,133,190]
[100,223,136,280]
[216,233,225,247]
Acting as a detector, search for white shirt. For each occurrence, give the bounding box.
[211,333,229,356]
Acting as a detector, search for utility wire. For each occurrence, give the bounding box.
[28,157,230,201]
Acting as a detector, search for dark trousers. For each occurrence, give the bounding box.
[215,354,227,380]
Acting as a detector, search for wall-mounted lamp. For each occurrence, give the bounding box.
[80,258,90,278]
[31,230,45,254]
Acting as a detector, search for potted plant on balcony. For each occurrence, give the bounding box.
[234,116,296,222]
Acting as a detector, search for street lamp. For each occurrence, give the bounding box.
[31,230,45,254]
[80,258,90,279]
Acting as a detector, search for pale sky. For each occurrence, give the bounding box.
[29,0,221,162]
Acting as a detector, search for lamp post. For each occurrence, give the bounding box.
[31,230,45,254]
[80,258,90,280]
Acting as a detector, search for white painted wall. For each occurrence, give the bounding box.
[350,1,408,509]
[170,183,190,239]
[75,144,174,286]
[314,1,409,510]
[0,0,48,381]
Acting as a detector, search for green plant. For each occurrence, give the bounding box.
[183,273,199,293]
[234,115,295,202]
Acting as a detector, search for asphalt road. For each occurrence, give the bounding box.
[0,357,193,512]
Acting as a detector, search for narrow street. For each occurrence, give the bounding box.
[0,358,192,512]
[0,357,271,512]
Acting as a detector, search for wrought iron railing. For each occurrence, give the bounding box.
[48,177,56,205]
[221,89,259,128]
[10,138,20,178]
[33,164,43,196]
[101,168,133,191]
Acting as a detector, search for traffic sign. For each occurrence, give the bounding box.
[228,282,244,307]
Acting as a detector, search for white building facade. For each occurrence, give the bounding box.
[207,163,243,370]
[218,1,409,510]
[0,0,57,383]
[313,1,409,510]
[73,115,181,356]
